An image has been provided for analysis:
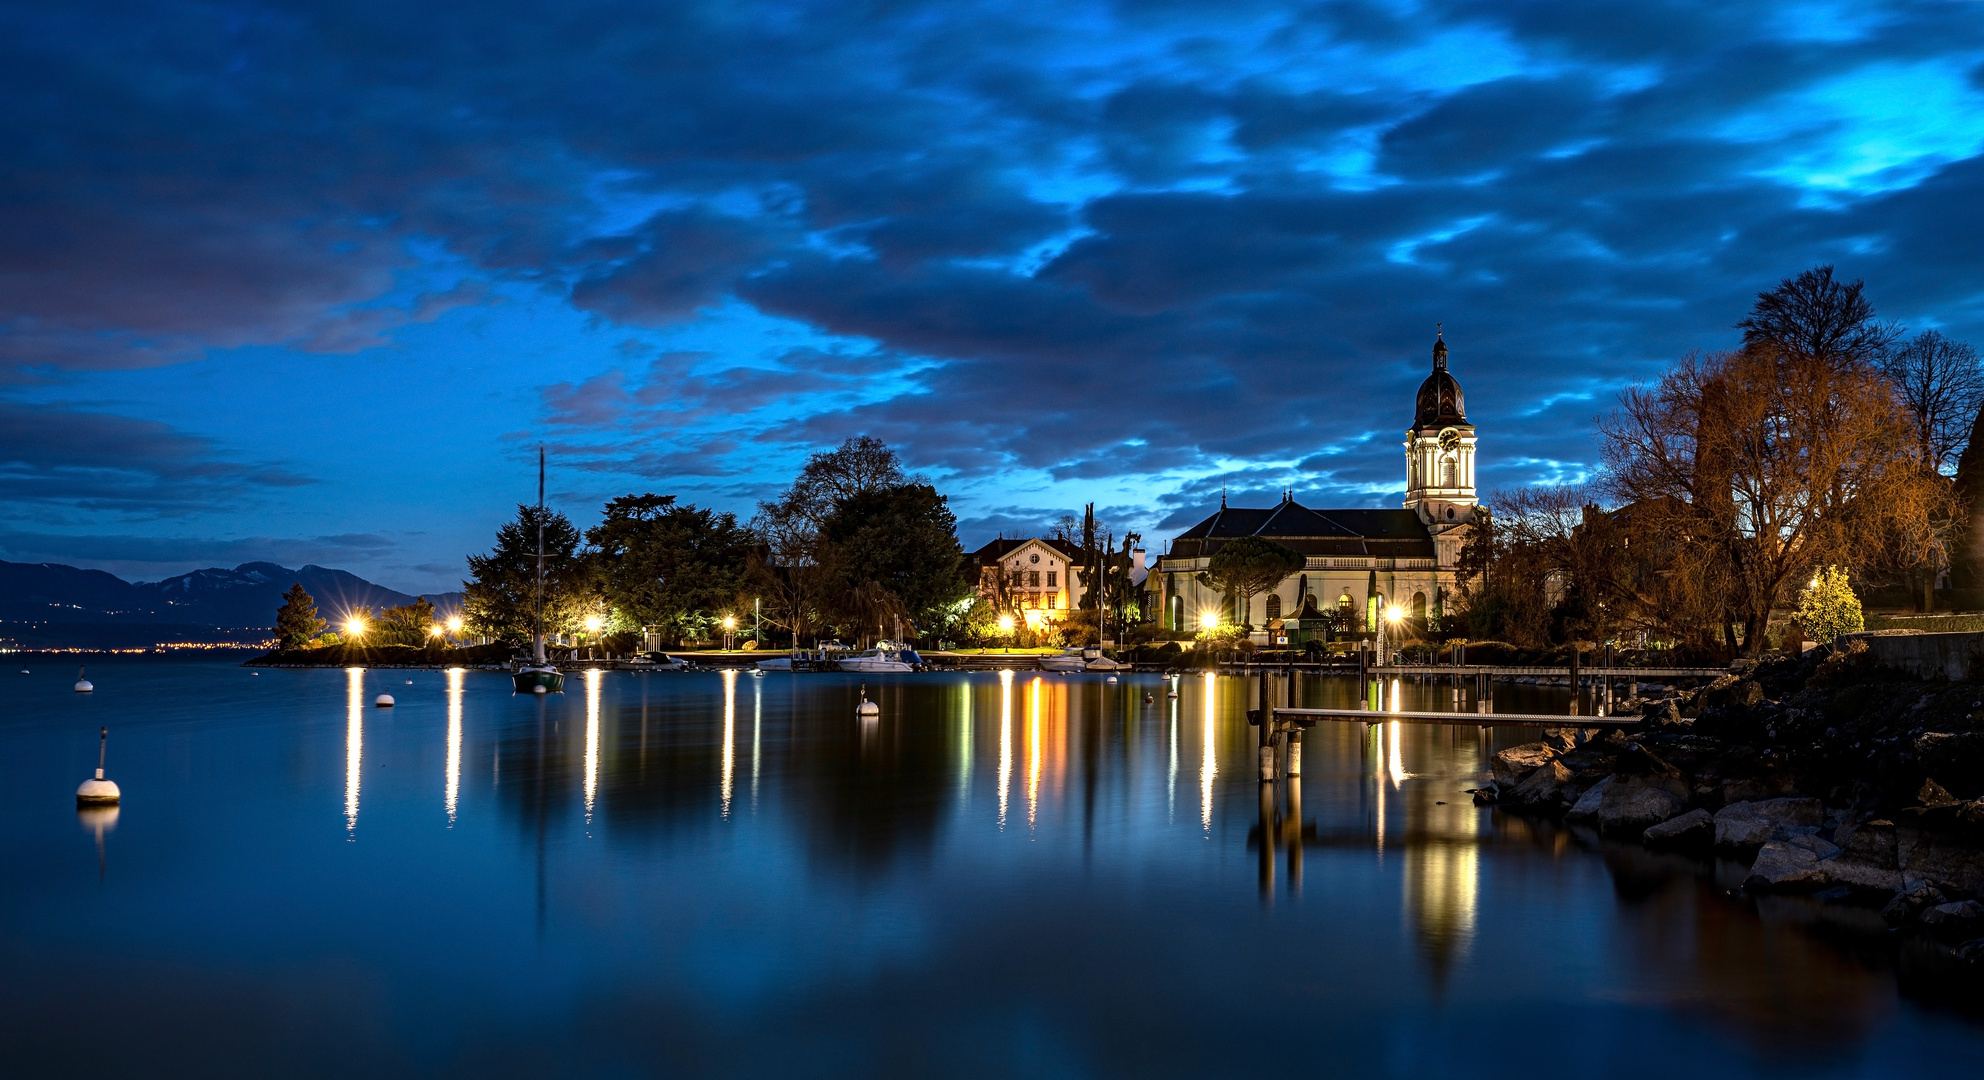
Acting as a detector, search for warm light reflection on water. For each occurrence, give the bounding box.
[751,677,762,808]
[997,669,1012,830]
[1200,672,1215,832]
[720,668,736,818]
[445,668,463,824]
[1388,719,1405,789]
[584,668,602,823]
[1027,676,1042,830]
[344,667,363,838]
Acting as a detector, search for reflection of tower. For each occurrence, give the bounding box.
[1397,731,1480,992]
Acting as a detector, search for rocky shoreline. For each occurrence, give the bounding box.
[1475,640,1984,970]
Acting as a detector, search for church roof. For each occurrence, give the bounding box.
[1413,332,1467,429]
[971,536,1077,566]
[1165,498,1434,560]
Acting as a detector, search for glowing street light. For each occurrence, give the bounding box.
[1198,610,1220,631]
[428,625,445,638]
[446,616,463,634]
[721,614,737,651]
[583,614,604,633]
[345,617,366,638]
[1385,605,1405,624]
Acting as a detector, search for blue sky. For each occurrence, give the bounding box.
[4,0,1984,592]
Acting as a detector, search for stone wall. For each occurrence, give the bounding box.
[1840,630,1984,682]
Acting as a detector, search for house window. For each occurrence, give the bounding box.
[1047,594,1057,610]
[1441,456,1456,487]
[1028,571,1040,587]
[1265,594,1282,621]
[1046,571,1057,588]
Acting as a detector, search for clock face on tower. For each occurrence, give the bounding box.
[1438,427,1462,452]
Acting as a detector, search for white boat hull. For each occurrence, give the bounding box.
[839,658,914,673]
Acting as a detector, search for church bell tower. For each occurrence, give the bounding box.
[1404,331,1478,560]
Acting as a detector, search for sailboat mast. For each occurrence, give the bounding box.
[533,445,546,665]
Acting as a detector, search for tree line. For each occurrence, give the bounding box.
[458,437,974,649]
[1459,265,1982,657]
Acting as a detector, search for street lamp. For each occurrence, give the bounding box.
[446,616,463,634]
[1379,604,1405,664]
[997,613,1014,653]
[344,617,365,639]
[1199,610,1219,632]
[722,614,737,651]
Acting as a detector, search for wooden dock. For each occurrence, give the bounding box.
[1270,706,1643,729]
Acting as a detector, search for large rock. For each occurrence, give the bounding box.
[1595,776,1686,833]
[1883,884,1947,926]
[1505,761,1573,809]
[1492,743,1558,789]
[1920,900,1984,943]
[1915,732,1984,791]
[1714,798,1824,848]
[1644,807,1714,846]
[1899,830,1984,895]
[1566,775,1614,823]
[1746,837,1838,891]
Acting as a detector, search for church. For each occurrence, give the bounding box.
[1149,333,1480,642]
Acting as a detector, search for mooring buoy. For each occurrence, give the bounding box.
[76,726,119,805]
[74,666,93,693]
[856,681,880,717]
[374,693,395,708]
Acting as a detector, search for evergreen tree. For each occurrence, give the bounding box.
[819,482,969,640]
[376,598,439,646]
[588,493,755,645]
[274,583,326,649]
[1795,565,1864,645]
[1201,535,1305,629]
[463,504,587,644]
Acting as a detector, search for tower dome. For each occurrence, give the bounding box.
[1412,331,1466,429]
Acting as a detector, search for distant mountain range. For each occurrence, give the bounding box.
[0,560,463,649]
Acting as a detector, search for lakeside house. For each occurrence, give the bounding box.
[969,536,1148,631]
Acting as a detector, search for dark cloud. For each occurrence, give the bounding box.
[3,0,1984,571]
[0,403,311,513]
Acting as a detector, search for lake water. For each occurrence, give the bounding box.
[4,659,1982,1078]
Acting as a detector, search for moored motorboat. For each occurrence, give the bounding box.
[838,643,922,673]
[1040,646,1122,672]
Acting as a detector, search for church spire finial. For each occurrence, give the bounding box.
[1220,486,1227,509]
[1432,323,1448,372]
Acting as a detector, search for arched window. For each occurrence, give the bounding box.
[1367,592,1382,632]
[1441,456,1456,487]
[1265,594,1282,622]
[1169,594,1183,630]
[1412,591,1427,621]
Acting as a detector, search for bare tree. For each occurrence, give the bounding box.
[1601,346,1917,654]
[1737,264,1901,374]
[1879,330,1983,473]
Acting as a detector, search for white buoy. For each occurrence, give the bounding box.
[532,684,547,694]
[75,666,93,693]
[405,678,413,685]
[1106,675,1118,683]
[856,681,880,717]
[374,693,395,708]
[76,726,120,805]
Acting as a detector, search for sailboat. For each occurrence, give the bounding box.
[512,446,566,694]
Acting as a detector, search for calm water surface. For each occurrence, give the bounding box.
[4,660,1982,1077]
